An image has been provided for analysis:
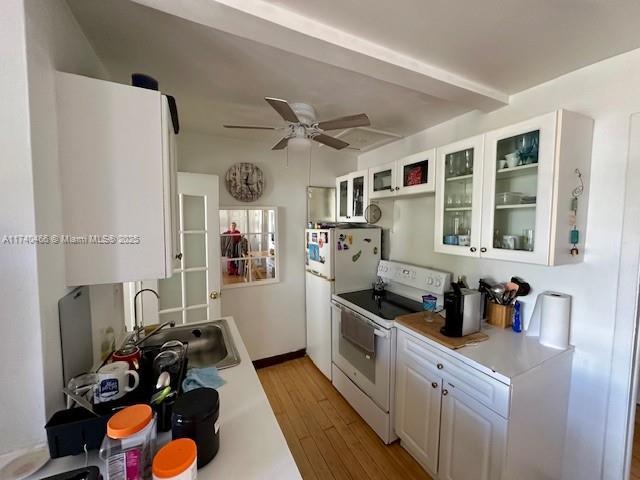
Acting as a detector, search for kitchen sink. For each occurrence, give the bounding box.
[141,319,240,369]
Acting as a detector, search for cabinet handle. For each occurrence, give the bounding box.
[395,187,400,191]
[175,252,183,260]
[480,247,487,253]
[437,363,444,370]
[442,389,449,396]
[470,247,477,253]
[431,382,438,389]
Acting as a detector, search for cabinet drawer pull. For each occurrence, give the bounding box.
[480,247,487,253]
[431,382,438,389]
[175,252,183,260]
[442,389,449,396]
[437,363,444,370]
[470,247,477,253]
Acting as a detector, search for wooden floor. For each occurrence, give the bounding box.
[632,406,640,479]
[257,356,433,480]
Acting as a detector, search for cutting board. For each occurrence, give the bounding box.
[396,311,488,349]
[58,286,93,384]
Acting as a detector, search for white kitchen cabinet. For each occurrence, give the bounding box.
[368,149,436,200]
[395,350,442,473]
[394,327,574,480]
[369,161,397,199]
[434,110,593,265]
[434,136,484,257]
[335,169,368,222]
[438,387,507,480]
[56,72,179,286]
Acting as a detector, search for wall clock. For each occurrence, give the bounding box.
[225,163,265,202]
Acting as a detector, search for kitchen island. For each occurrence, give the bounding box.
[21,316,301,480]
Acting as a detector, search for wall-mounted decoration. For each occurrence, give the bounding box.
[225,163,264,202]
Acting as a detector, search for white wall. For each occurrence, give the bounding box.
[0,0,46,454]
[0,0,121,454]
[358,48,640,479]
[178,132,357,360]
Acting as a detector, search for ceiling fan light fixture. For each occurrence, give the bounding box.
[287,136,311,151]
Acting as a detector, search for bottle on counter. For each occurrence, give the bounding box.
[99,404,157,480]
[152,438,197,480]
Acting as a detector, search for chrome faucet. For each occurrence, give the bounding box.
[132,288,160,343]
[133,320,176,347]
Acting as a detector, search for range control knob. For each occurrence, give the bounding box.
[427,277,434,285]
[435,279,442,288]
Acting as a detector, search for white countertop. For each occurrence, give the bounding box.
[14,317,301,480]
[395,321,573,385]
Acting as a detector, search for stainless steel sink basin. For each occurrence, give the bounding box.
[142,319,240,369]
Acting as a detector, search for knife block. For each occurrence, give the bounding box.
[486,302,513,329]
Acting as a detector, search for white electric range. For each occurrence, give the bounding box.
[330,260,451,443]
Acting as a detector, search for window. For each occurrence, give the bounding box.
[219,207,278,288]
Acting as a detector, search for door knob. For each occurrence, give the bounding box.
[437,363,444,370]
[175,252,183,260]
[431,382,438,389]
[442,389,449,396]
[209,291,220,300]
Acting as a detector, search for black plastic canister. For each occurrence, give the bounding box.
[171,388,220,468]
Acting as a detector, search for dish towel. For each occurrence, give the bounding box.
[182,367,226,392]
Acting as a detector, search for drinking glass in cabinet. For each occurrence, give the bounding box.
[492,130,539,251]
[441,148,475,247]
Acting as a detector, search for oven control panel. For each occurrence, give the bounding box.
[377,260,451,295]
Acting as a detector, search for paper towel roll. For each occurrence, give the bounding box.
[539,292,572,349]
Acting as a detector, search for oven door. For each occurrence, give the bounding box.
[331,301,393,411]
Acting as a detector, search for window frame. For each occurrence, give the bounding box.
[219,206,280,289]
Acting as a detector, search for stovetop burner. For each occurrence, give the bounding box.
[337,289,423,320]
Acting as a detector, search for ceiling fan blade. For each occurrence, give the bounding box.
[272,137,289,150]
[318,113,370,131]
[223,124,279,130]
[313,134,349,150]
[265,97,300,123]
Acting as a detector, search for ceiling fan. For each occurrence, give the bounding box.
[223,97,371,150]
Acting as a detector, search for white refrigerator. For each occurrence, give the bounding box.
[305,228,381,379]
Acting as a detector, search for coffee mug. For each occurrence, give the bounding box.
[457,234,470,246]
[95,361,139,404]
[502,235,520,250]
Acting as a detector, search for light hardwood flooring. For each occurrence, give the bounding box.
[257,356,433,480]
[632,406,640,479]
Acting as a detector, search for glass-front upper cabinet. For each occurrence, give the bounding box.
[369,161,396,199]
[335,170,368,223]
[481,111,558,264]
[336,175,349,222]
[396,149,436,195]
[434,136,484,257]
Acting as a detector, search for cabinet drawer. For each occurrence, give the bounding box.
[397,330,510,418]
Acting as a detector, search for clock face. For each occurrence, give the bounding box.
[225,163,265,202]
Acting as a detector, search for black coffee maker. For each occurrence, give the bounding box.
[442,283,482,337]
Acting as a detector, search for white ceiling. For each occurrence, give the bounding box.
[263,0,640,94]
[68,0,640,145]
[67,0,469,142]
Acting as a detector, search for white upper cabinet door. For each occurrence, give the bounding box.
[435,136,484,257]
[438,386,507,480]
[395,350,442,474]
[56,72,176,286]
[396,148,436,195]
[480,112,557,265]
[369,161,397,199]
[336,174,350,222]
[349,169,369,223]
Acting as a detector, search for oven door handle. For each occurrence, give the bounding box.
[331,300,390,339]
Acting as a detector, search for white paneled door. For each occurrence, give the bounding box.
[135,173,221,326]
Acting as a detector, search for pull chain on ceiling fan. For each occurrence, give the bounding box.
[223,97,371,150]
